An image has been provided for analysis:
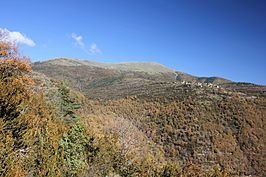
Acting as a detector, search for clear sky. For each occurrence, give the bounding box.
[1,0,266,85]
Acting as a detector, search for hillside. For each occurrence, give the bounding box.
[1,50,265,176]
[33,58,177,100]
[33,58,266,100]
[32,58,266,176]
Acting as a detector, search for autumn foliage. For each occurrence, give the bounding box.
[0,42,63,176]
[0,42,234,176]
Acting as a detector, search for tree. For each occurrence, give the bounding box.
[0,42,64,176]
[0,41,33,145]
[0,42,33,176]
[59,122,96,177]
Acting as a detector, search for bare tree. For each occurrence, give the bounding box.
[105,116,150,160]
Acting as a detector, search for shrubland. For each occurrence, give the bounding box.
[2,42,265,176]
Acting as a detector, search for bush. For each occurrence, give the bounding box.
[59,122,97,177]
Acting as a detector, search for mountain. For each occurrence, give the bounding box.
[33,58,266,99]
[33,58,177,100]
[32,58,232,100]
[32,58,266,176]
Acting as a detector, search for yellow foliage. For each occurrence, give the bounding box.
[0,42,64,176]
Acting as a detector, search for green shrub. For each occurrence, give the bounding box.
[59,122,97,176]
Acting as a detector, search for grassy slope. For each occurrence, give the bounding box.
[39,58,175,74]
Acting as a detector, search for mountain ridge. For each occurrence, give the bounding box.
[36,58,175,74]
[35,58,233,84]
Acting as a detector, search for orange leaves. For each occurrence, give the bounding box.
[0,42,34,113]
[0,42,65,175]
[0,42,17,59]
[0,42,32,75]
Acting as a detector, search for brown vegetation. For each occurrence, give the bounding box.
[1,49,265,176]
[33,58,266,176]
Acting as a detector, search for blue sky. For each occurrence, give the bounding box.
[1,0,266,85]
